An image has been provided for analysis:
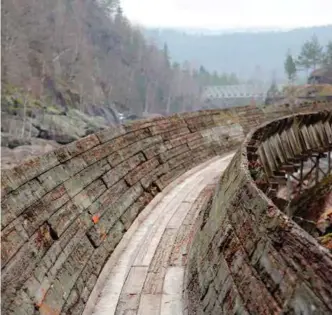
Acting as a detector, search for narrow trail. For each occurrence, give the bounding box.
[85,154,234,315]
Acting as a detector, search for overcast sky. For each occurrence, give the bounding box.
[121,0,332,30]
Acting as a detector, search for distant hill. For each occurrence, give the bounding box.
[144,25,332,83]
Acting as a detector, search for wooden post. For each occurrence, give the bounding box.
[299,160,304,194]
[315,156,320,185]
[287,172,292,201]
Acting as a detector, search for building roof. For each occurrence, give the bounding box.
[201,84,285,101]
[309,67,332,80]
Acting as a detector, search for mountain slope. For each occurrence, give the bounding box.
[144,25,332,81]
[1,0,204,168]
[1,0,202,117]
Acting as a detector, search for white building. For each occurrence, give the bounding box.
[201,84,285,108]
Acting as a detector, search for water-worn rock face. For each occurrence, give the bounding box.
[1,139,61,170]
[1,109,112,169]
[1,101,332,315]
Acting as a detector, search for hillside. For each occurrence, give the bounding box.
[1,0,204,168]
[1,0,245,120]
[1,0,201,116]
[2,0,331,169]
[144,25,332,82]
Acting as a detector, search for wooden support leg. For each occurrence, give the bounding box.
[315,156,320,185]
[299,160,303,194]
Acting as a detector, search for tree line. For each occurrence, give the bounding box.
[284,35,332,82]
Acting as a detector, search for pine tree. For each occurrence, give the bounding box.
[297,35,323,75]
[284,52,297,83]
[322,41,332,66]
[267,71,279,98]
[228,73,239,84]
[163,43,170,68]
[100,0,120,15]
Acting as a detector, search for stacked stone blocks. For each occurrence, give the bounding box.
[1,100,332,315]
[185,106,332,314]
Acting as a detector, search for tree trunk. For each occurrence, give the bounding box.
[166,94,171,114]
[21,95,28,138]
[28,111,33,138]
[143,82,150,113]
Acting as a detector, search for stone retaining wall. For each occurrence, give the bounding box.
[185,109,332,314]
[1,101,332,315]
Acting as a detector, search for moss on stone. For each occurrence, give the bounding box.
[318,233,332,251]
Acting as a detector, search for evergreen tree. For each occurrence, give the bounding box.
[219,73,228,85]
[228,73,239,84]
[267,72,279,98]
[212,71,219,85]
[199,65,207,75]
[163,43,170,68]
[284,52,297,82]
[297,35,323,75]
[322,41,332,66]
[198,65,209,85]
[172,61,180,69]
[100,0,120,15]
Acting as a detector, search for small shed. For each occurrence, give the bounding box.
[308,67,332,84]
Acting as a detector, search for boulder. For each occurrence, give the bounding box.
[1,113,40,138]
[32,110,108,144]
[1,138,61,169]
[1,133,32,148]
[85,103,121,124]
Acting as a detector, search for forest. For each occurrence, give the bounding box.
[284,35,332,82]
[0,0,240,168]
[1,0,331,168]
[3,0,330,118]
[146,25,332,83]
[1,0,238,117]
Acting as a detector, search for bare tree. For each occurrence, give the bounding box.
[2,0,207,122]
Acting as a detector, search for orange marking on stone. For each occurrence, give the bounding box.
[38,302,60,315]
[36,288,47,308]
[92,214,100,224]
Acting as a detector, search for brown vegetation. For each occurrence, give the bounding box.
[1,0,201,116]
[1,0,209,167]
